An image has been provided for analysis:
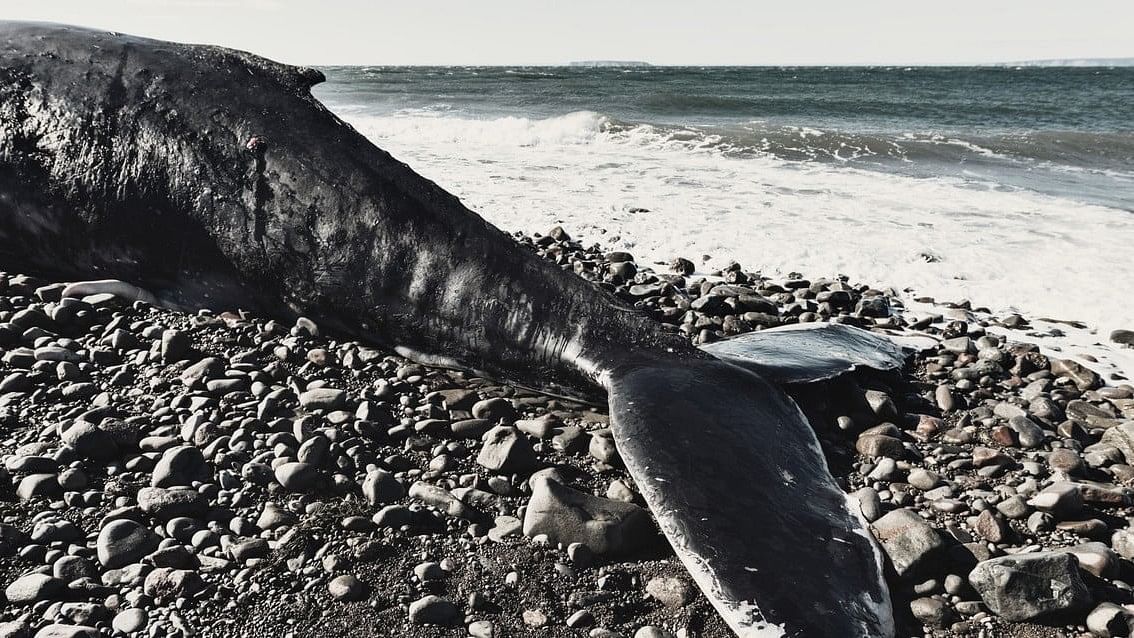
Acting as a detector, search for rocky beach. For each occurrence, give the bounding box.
[0,226,1131,638]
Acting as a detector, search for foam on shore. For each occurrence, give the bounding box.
[335,109,1134,379]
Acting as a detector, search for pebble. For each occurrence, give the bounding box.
[151,445,208,487]
[112,609,148,633]
[0,239,1129,638]
[328,574,368,601]
[476,425,536,473]
[274,462,319,490]
[910,597,954,628]
[361,469,404,505]
[96,519,156,569]
[408,595,460,626]
[645,576,694,608]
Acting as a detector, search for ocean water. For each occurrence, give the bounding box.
[312,66,1134,353]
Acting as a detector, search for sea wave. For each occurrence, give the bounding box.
[329,103,1134,354]
[344,108,1134,177]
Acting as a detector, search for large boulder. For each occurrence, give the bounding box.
[522,477,654,555]
[968,551,1091,622]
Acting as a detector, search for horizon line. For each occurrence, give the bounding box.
[309,59,1134,68]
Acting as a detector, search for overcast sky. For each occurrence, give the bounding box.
[4,0,1132,65]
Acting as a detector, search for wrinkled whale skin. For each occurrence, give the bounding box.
[0,21,681,396]
[0,22,897,637]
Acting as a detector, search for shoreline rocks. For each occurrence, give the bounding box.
[0,227,1131,638]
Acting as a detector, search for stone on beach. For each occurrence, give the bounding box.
[968,551,1091,622]
[523,477,654,555]
[97,519,157,569]
[869,508,944,577]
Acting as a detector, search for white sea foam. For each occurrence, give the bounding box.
[340,109,1134,378]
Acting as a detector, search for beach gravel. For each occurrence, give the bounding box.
[0,226,1131,637]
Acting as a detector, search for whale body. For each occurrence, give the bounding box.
[0,22,901,637]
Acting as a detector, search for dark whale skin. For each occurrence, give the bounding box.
[0,22,897,637]
[0,21,687,397]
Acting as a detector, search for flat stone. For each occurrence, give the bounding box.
[256,502,297,530]
[645,576,694,608]
[1028,481,1084,519]
[179,357,223,388]
[229,538,269,562]
[907,469,941,491]
[855,434,904,459]
[31,626,98,638]
[1066,541,1119,578]
[852,487,883,523]
[869,508,944,577]
[49,550,94,581]
[935,385,957,412]
[4,573,65,603]
[16,473,60,501]
[471,397,514,422]
[407,481,478,521]
[909,597,954,629]
[1051,359,1102,391]
[588,429,620,466]
[522,477,654,555]
[299,387,347,411]
[515,414,560,439]
[136,487,206,519]
[487,516,522,543]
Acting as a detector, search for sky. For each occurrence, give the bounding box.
[3,0,1132,66]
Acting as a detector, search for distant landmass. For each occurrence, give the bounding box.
[995,57,1134,67]
[568,60,652,67]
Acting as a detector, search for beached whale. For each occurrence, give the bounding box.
[0,22,903,637]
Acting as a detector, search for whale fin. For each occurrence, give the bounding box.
[699,323,906,385]
[607,358,893,638]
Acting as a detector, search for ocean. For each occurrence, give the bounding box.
[312,66,1134,348]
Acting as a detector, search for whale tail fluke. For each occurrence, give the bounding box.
[607,357,894,638]
[699,322,906,385]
